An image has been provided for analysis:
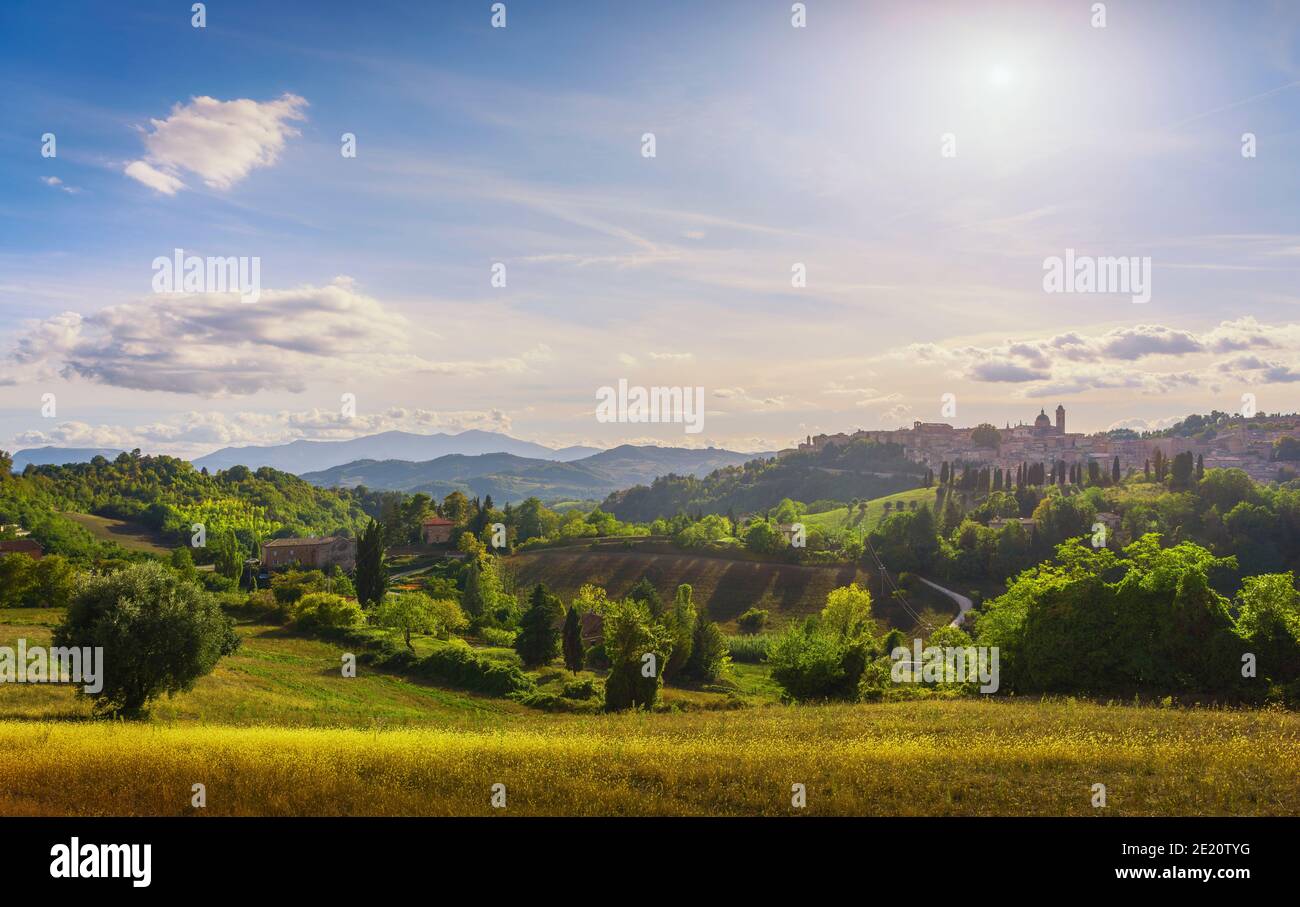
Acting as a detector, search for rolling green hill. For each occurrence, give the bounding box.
[301,445,762,505]
[602,439,925,521]
[801,487,937,535]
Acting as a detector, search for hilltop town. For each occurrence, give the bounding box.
[783,407,1300,484]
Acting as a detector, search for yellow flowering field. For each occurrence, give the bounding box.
[2,699,1297,816]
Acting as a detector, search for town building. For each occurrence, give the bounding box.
[779,408,1300,484]
[261,536,356,572]
[420,516,455,545]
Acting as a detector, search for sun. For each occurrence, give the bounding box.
[988,63,1014,87]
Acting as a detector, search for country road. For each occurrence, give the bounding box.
[917,577,974,628]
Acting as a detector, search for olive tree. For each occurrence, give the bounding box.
[53,561,240,717]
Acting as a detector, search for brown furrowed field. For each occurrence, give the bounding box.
[2,700,1298,817]
[510,547,886,627]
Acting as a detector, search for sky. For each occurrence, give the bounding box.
[2,0,1300,459]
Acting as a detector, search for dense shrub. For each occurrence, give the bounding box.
[975,534,1300,700]
[561,677,600,699]
[291,592,365,631]
[768,626,870,701]
[768,584,877,701]
[584,642,610,670]
[683,612,729,682]
[410,642,533,696]
[479,626,517,647]
[726,634,771,664]
[0,553,78,608]
[737,607,769,634]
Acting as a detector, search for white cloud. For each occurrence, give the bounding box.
[40,176,80,195]
[123,161,185,195]
[124,94,308,194]
[880,402,913,426]
[14,407,517,459]
[712,386,790,409]
[1107,416,1183,433]
[893,318,1300,397]
[3,279,550,396]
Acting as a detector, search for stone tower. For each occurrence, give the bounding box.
[1055,404,1066,435]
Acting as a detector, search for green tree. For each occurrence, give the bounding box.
[603,597,674,711]
[663,583,697,678]
[627,576,663,617]
[441,491,471,525]
[820,583,875,640]
[768,584,877,701]
[515,583,565,667]
[53,561,240,717]
[461,552,502,623]
[562,605,585,673]
[28,554,77,609]
[376,591,452,650]
[1273,436,1300,461]
[682,606,729,683]
[355,519,388,606]
[744,519,784,555]
[971,423,1001,448]
[0,553,35,608]
[211,528,244,581]
[1170,451,1196,489]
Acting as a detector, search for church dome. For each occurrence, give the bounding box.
[1034,409,1051,429]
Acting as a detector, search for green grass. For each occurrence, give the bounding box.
[800,487,936,536]
[0,613,529,728]
[58,511,174,555]
[4,606,1299,816]
[3,699,1298,815]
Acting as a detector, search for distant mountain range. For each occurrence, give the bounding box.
[300,444,767,504]
[191,430,601,474]
[8,432,770,503]
[10,447,125,471]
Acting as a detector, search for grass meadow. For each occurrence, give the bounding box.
[3,608,1300,816]
[2,701,1297,816]
[800,487,937,536]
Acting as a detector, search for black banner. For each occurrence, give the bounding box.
[0,817,1284,893]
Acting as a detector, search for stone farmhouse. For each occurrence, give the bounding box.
[262,536,356,572]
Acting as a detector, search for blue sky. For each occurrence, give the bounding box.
[2,0,1300,457]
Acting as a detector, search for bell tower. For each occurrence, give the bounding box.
[1055,404,1066,435]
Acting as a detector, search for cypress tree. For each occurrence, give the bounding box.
[355,519,388,606]
[515,583,564,668]
[562,605,584,673]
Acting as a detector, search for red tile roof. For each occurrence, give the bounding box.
[0,539,44,558]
